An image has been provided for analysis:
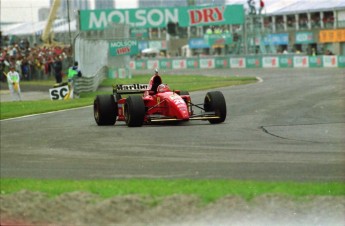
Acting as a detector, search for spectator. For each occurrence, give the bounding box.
[0,60,6,82]
[259,0,265,15]
[325,49,333,55]
[247,0,256,15]
[52,56,63,84]
[0,37,71,83]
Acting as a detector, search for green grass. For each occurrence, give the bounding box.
[1,179,344,203]
[0,74,256,120]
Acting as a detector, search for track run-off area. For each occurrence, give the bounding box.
[1,68,344,182]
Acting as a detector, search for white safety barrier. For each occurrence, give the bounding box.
[74,66,108,93]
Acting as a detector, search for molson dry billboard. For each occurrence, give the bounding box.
[79,5,244,30]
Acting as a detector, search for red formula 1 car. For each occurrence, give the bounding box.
[94,70,227,127]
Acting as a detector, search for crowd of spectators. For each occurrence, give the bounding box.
[0,38,72,83]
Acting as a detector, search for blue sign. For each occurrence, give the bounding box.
[263,33,289,45]
[138,41,149,50]
[188,38,210,49]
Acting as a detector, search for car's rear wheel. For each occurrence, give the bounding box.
[94,95,117,126]
[124,95,145,127]
[204,91,227,124]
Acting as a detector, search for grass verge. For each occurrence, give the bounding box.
[1,179,344,203]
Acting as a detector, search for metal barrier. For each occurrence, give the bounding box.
[74,66,108,93]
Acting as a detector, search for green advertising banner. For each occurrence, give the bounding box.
[246,56,261,68]
[108,68,132,79]
[279,55,294,68]
[130,28,149,38]
[338,55,345,68]
[204,34,232,46]
[295,32,314,44]
[129,55,344,70]
[187,58,199,69]
[309,56,323,68]
[199,58,215,69]
[147,59,160,70]
[109,40,138,56]
[215,57,229,68]
[262,57,279,68]
[159,59,172,69]
[134,60,147,69]
[79,5,244,30]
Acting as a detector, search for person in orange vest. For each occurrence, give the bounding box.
[6,65,22,101]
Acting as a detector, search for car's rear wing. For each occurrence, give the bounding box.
[113,84,149,94]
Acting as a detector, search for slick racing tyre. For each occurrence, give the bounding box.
[94,95,117,126]
[204,91,227,124]
[124,95,145,127]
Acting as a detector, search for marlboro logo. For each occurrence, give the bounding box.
[188,7,225,25]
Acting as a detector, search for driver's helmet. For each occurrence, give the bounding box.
[157,84,170,93]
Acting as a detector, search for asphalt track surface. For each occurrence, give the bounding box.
[1,68,344,182]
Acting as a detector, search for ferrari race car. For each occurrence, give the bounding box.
[93,70,227,127]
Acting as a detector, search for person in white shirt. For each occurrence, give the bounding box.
[6,66,22,101]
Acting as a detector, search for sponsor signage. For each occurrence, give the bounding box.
[323,55,338,67]
[130,27,149,38]
[188,38,210,49]
[295,32,314,44]
[116,84,149,92]
[159,59,172,69]
[319,29,345,43]
[262,57,279,68]
[138,40,167,51]
[149,40,167,49]
[293,56,309,68]
[199,58,215,69]
[129,61,135,69]
[187,58,199,68]
[172,59,187,69]
[109,40,138,56]
[230,57,246,68]
[279,55,294,68]
[129,55,343,70]
[309,56,323,68]
[147,59,160,69]
[49,85,69,100]
[134,60,146,69]
[338,55,345,68]
[215,57,229,68]
[138,41,149,50]
[263,33,289,45]
[204,33,232,46]
[246,56,261,68]
[180,5,244,27]
[79,5,244,30]
[109,68,131,79]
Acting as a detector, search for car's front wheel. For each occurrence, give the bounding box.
[94,95,117,126]
[204,91,227,124]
